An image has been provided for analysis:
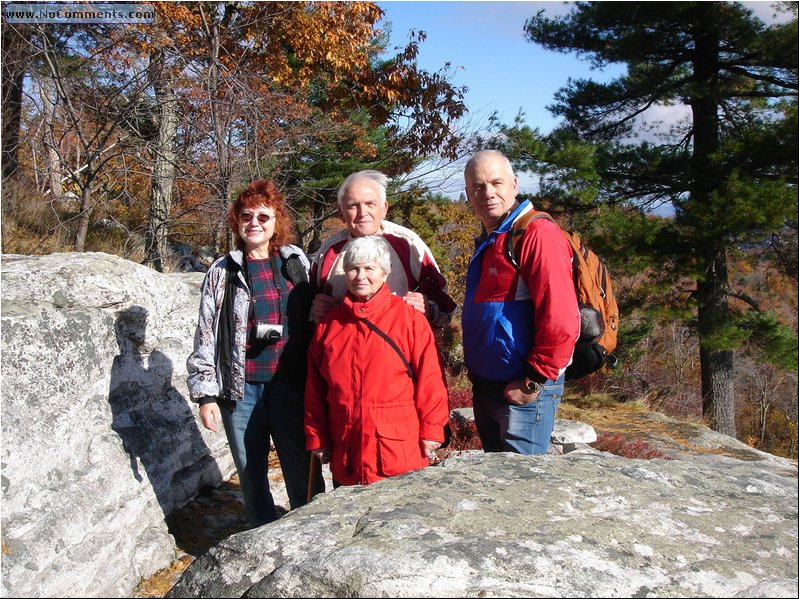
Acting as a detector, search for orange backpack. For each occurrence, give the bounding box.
[506,210,619,380]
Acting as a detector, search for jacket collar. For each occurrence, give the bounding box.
[228,249,245,268]
[496,199,531,234]
[475,199,532,249]
[229,245,307,268]
[341,282,393,320]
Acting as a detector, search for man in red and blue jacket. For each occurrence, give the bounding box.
[462,150,580,454]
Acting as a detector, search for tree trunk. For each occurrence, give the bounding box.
[759,401,768,447]
[38,74,63,197]
[697,245,736,436]
[75,179,93,252]
[208,10,235,255]
[692,20,736,437]
[145,50,178,272]
[306,192,328,255]
[1,24,28,182]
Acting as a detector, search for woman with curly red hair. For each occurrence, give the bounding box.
[187,179,324,526]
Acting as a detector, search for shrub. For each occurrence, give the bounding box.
[447,418,482,451]
[591,433,671,460]
[448,389,471,410]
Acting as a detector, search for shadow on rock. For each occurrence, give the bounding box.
[109,306,222,515]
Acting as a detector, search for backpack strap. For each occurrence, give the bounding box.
[505,210,556,271]
[506,209,581,291]
[361,317,415,381]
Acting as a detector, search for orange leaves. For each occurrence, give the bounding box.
[17,0,467,254]
[217,1,382,89]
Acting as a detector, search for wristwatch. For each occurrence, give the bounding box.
[522,368,548,394]
[523,377,543,394]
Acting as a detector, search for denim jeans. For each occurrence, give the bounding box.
[471,373,564,455]
[220,379,324,527]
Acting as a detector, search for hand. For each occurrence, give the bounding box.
[504,379,543,406]
[311,293,338,323]
[402,291,428,317]
[199,402,221,432]
[312,447,330,464]
[420,439,441,460]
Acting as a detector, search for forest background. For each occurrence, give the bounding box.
[1,1,797,458]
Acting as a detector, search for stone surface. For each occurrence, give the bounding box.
[168,450,798,598]
[1,252,234,598]
[551,418,597,444]
[3,252,798,599]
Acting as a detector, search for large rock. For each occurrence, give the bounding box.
[1,252,234,598]
[168,450,797,598]
[3,251,798,599]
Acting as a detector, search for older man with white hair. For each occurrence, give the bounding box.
[310,169,456,327]
[462,150,580,455]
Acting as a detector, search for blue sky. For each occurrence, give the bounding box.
[377,1,787,133]
[374,1,788,196]
[375,1,622,196]
[376,1,620,135]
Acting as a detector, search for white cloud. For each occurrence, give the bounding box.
[741,1,793,23]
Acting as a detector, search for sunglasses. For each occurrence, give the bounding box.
[240,212,274,224]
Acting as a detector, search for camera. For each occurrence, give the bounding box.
[254,323,283,342]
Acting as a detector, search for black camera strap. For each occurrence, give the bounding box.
[360,317,414,381]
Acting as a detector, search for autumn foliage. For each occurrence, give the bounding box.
[1,3,796,459]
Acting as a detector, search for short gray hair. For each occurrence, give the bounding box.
[342,235,392,274]
[337,170,388,207]
[464,149,515,182]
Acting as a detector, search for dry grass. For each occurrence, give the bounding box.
[559,392,649,421]
[1,201,73,254]
[0,181,179,269]
[561,397,772,461]
[134,555,194,599]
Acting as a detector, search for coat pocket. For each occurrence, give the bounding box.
[375,421,418,477]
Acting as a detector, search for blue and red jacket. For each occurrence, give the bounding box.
[462,200,580,383]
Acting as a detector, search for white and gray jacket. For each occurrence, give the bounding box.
[186,245,310,404]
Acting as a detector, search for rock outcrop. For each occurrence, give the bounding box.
[1,252,234,598]
[168,450,797,598]
[2,252,797,599]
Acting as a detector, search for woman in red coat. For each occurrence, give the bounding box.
[305,235,449,486]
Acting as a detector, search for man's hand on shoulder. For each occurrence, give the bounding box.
[402,291,429,318]
[311,293,338,323]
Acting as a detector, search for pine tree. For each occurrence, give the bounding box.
[525,1,797,436]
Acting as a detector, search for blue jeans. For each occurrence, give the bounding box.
[220,379,324,527]
[471,373,564,455]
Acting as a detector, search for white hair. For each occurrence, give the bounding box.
[337,170,389,207]
[342,235,392,274]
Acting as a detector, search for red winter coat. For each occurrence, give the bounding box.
[305,283,449,486]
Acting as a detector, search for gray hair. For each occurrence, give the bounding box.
[337,170,389,207]
[342,235,392,274]
[464,149,515,182]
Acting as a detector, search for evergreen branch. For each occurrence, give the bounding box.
[727,290,762,312]
[725,66,798,91]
